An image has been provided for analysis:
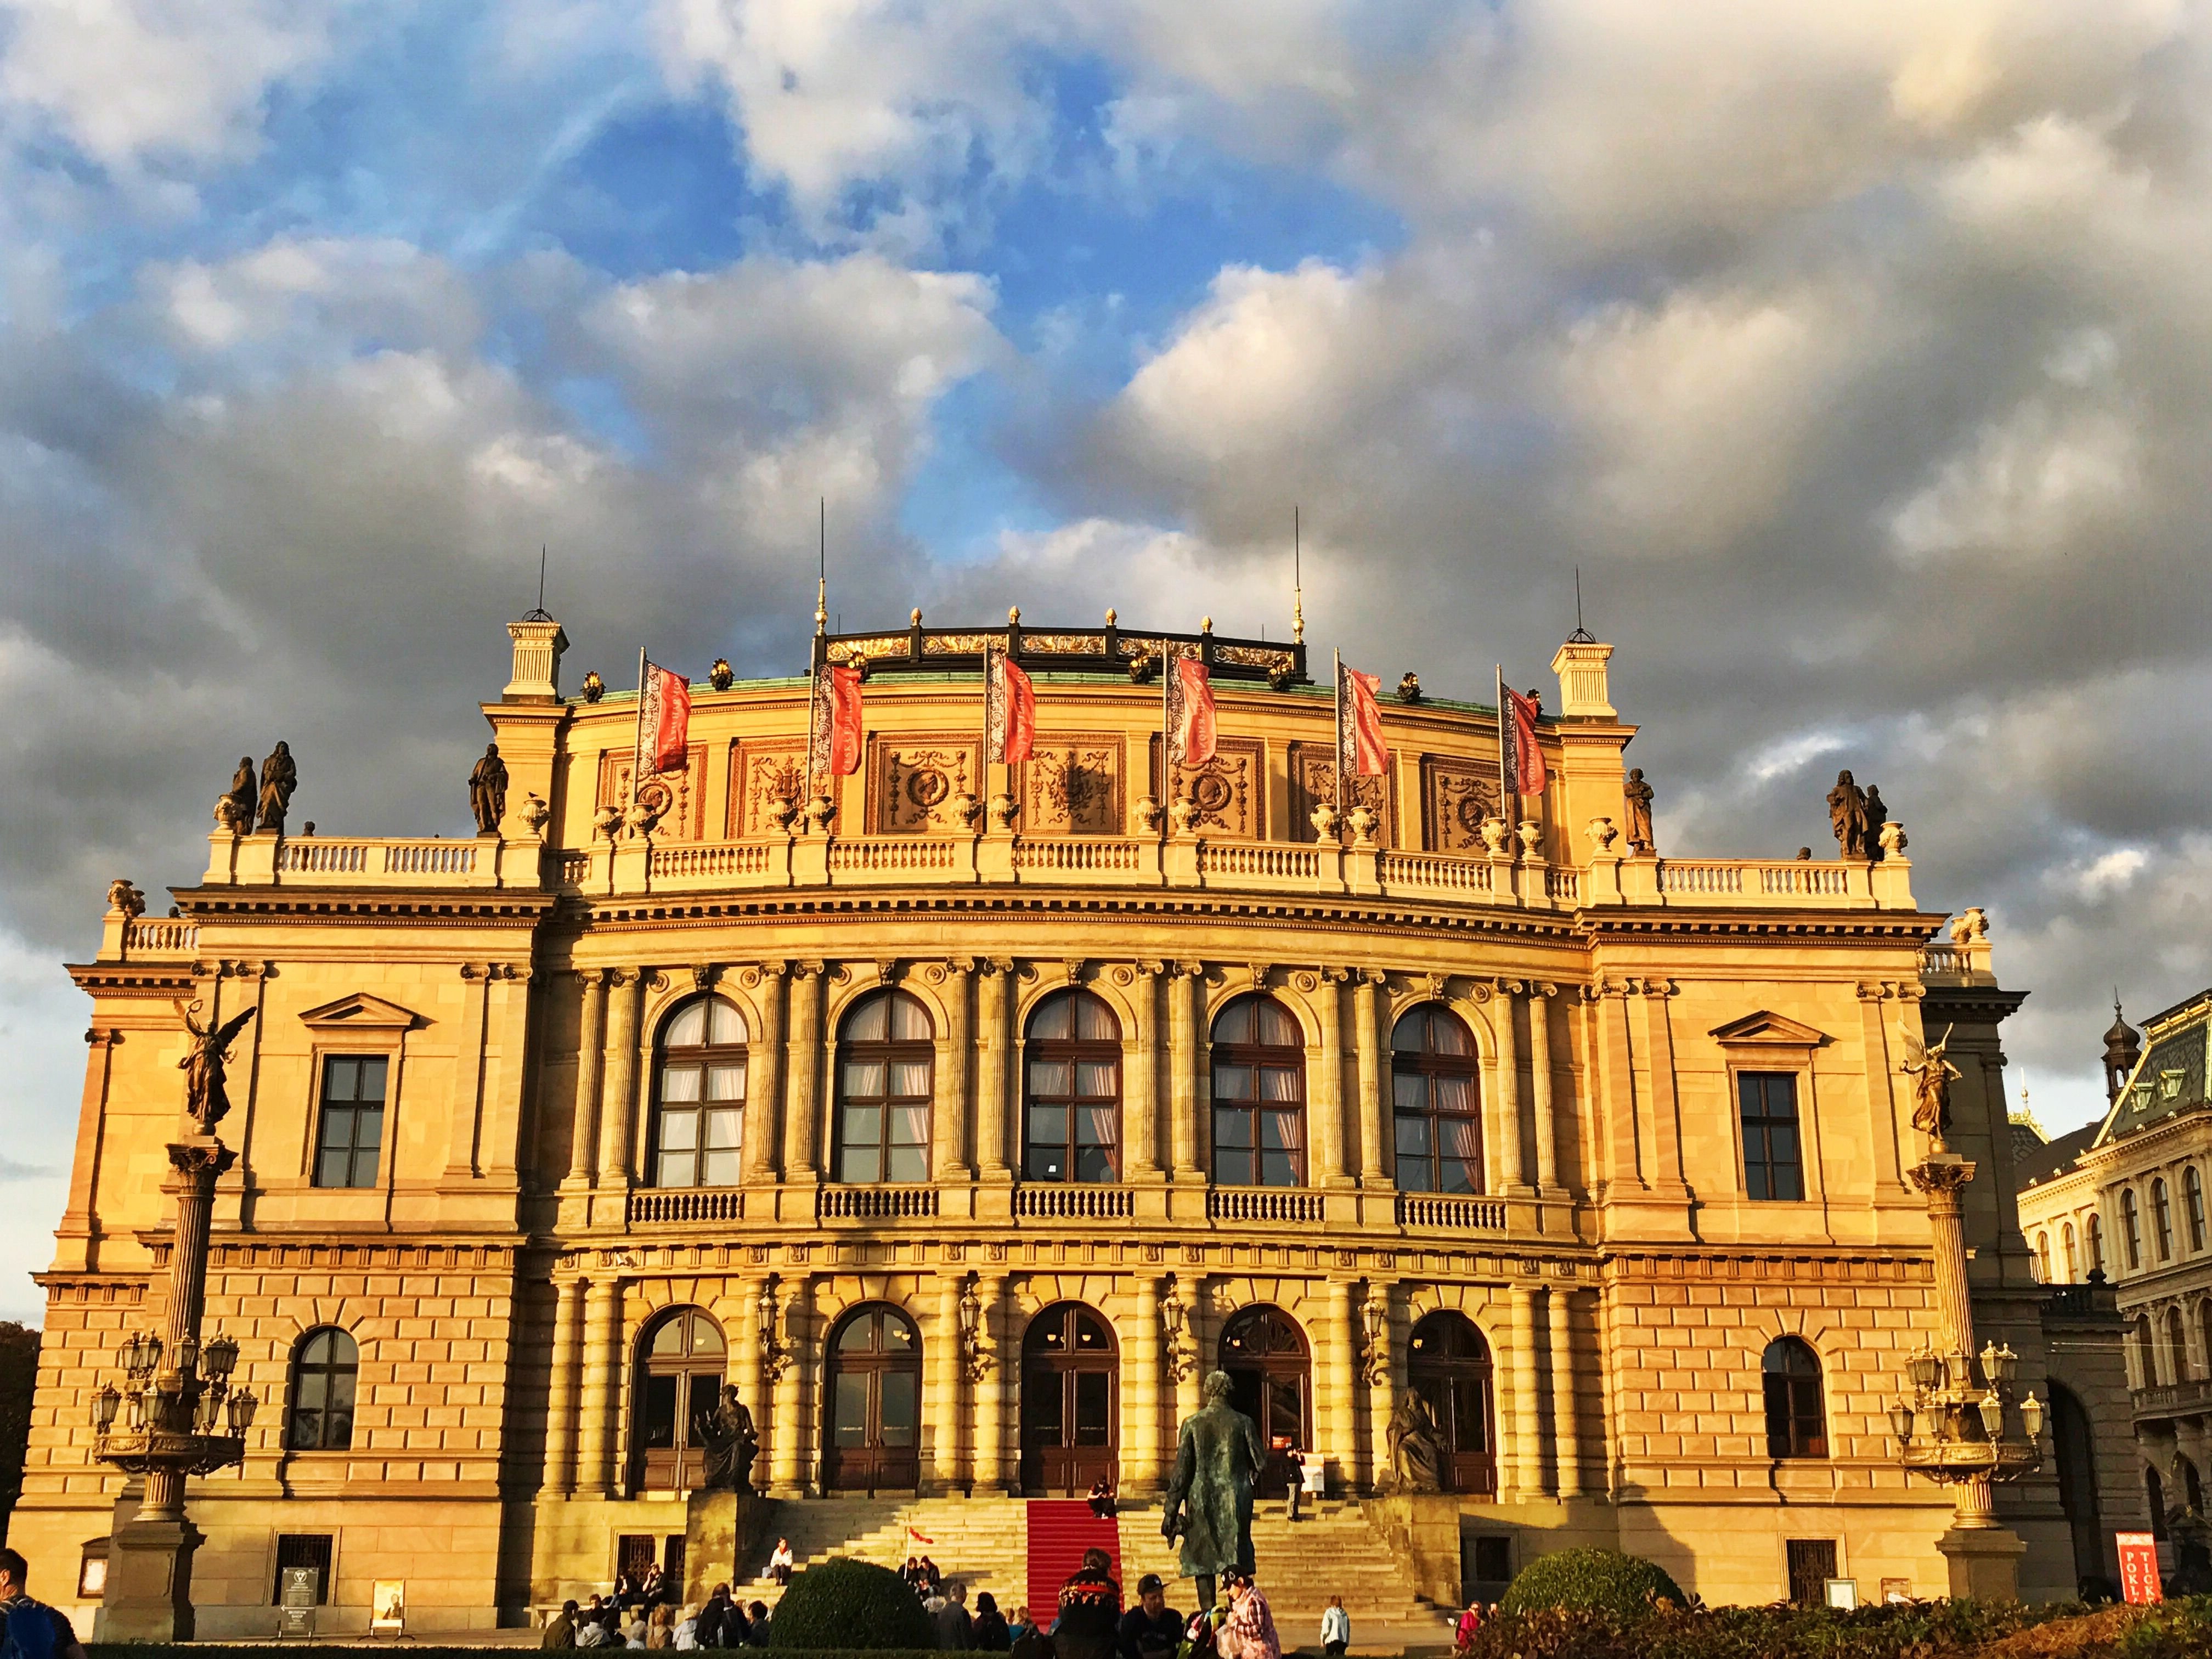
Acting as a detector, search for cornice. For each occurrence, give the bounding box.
[176,889,557,924]
[65,963,196,995]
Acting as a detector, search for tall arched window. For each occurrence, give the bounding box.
[2050,1384,2102,1587]
[2089,1214,2106,1274]
[2154,1179,2175,1260]
[631,1306,725,1491]
[2147,1465,2169,1541]
[2063,1222,2079,1282]
[1391,1005,1482,1194]
[1761,1336,1826,1459]
[2135,1313,2158,1386]
[651,996,748,1188]
[2036,1231,2051,1282]
[286,1328,359,1451]
[2187,1166,2207,1253]
[2167,1306,2191,1383]
[836,990,934,1184]
[1024,991,1122,1183]
[1210,995,1306,1188]
[2122,1189,2142,1269]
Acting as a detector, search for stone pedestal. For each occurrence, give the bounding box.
[103,1515,202,1641]
[684,1489,769,1604]
[1937,1525,2026,1602]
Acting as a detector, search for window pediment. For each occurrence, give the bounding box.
[297,992,425,1033]
[1709,1011,1829,1051]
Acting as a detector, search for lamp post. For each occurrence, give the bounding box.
[1894,1135,2043,1600]
[94,1132,259,1639]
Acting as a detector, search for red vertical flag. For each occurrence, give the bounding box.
[985,641,1036,765]
[635,656,692,786]
[1499,680,1548,797]
[1338,662,1387,777]
[1166,649,1217,767]
[826,664,865,775]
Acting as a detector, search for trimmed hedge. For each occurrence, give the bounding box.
[1498,1548,1688,1620]
[87,1651,945,1659]
[769,1558,936,1651]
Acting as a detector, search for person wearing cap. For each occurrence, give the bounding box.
[1116,1573,1183,1659]
[1213,1570,1280,1659]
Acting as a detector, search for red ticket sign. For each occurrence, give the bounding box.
[2117,1532,2163,1604]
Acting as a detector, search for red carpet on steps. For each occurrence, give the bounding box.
[1025,1499,1121,1620]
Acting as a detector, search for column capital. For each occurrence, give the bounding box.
[1359,968,1390,990]
[1318,965,1351,986]
[740,959,791,986]
[792,959,828,980]
[1175,959,1205,980]
[1494,976,1526,997]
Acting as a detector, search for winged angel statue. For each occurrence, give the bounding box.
[177,1001,258,1132]
[1899,1022,1961,1147]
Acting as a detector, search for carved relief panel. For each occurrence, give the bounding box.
[729,740,808,838]
[1420,755,1503,854]
[596,746,708,839]
[868,736,981,834]
[1289,742,1396,845]
[1148,736,1265,839]
[1015,736,1123,836]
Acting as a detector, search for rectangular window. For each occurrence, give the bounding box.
[1785,1539,1838,1610]
[1739,1072,1804,1201]
[273,1534,334,1605]
[313,1056,387,1188]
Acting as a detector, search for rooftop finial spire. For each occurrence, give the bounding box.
[1567,565,1595,644]
[1291,506,1305,644]
[815,497,828,636]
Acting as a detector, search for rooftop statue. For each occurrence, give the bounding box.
[1622,768,1656,854]
[216,756,257,833]
[469,743,509,836]
[1827,769,1870,860]
[258,741,298,834]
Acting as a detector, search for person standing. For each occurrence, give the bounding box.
[1285,1448,1305,1521]
[933,1583,975,1650]
[1318,1596,1349,1658]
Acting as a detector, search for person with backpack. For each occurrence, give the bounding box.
[0,1549,86,1659]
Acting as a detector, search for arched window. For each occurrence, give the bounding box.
[2187,1166,2207,1253]
[2089,1214,2106,1274]
[1024,991,1122,1183]
[286,1328,359,1451]
[2167,1306,2190,1383]
[1210,996,1306,1188]
[1391,1005,1482,1194]
[2153,1179,2175,1260]
[2147,1465,2169,1541]
[835,990,934,1184]
[631,1306,725,1491]
[2135,1313,2158,1387]
[651,996,748,1188]
[2036,1232,2051,1282]
[2063,1222,2079,1282]
[1761,1337,1826,1459]
[2049,1383,2102,1587]
[2121,1189,2142,1269]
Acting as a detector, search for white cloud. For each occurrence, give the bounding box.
[1886,397,2140,562]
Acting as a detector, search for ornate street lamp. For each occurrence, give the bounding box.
[757,1278,792,1380]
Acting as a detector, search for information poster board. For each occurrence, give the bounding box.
[279,1565,319,1638]
[1824,1579,1859,1611]
[371,1580,407,1635]
[2117,1533,2163,1605]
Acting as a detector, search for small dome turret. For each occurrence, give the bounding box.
[2104,996,2142,1104]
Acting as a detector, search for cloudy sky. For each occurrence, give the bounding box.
[4,1,2209,1318]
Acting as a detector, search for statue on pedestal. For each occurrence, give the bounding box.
[1622,769,1655,854]
[216,758,257,833]
[1163,1370,1265,1608]
[469,743,510,835]
[1827,770,1870,860]
[176,1001,258,1132]
[1901,1024,1961,1143]
[1385,1391,1445,1493]
[257,742,298,833]
[698,1385,759,1494]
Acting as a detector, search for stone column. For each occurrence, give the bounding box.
[1530,985,1560,1193]
[1171,963,1204,1178]
[1356,972,1388,1184]
[1126,965,1163,1179]
[1548,1286,1579,1498]
[1313,970,1350,1186]
[1363,1280,1396,1492]
[1326,1278,1358,1490]
[596,969,644,1186]
[770,1277,813,1495]
[543,1278,586,1496]
[936,962,974,1181]
[785,964,826,1179]
[977,960,1013,1177]
[973,1272,1009,1491]
[1509,1284,1540,1501]
[735,1276,766,1477]
[1125,1274,1164,1493]
[1494,980,1527,1193]
[568,969,609,1184]
[934,1273,965,1488]
[575,1277,621,1496]
[745,965,788,1183]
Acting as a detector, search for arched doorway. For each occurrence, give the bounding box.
[631,1307,725,1491]
[1219,1306,1310,1497]
[1407,1311,1497,1496]
[2049,1382,2102,1588]
[1020,1302,1118,1494]
[822,1304,922,1491]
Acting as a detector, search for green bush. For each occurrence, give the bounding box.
[769,1557,935,1651]
[1498,1548,1689,1621]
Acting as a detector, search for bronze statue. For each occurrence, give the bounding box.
[1900,1024,1960,1144]
[217,757,257,833]
[1827,769,1869,860]
[469,743,509,835]
[1385,1390,1445,1493]
[698,1384,759,1493]
[1163,1370,1265,1608]
[1864,785,1889,860]
[1622,768,1655,854]
[258,742,298,833]
[176,1001,257,1131]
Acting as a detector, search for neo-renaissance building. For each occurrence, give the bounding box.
[15,612,2147,1630]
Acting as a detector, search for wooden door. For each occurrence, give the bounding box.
[1219,1306,1310,1498]
[822,1304,923,1491]
[1407,1311,1496,1496]
[1020,1303,1119,1493]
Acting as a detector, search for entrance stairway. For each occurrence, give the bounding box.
[731,1496,1455,1643]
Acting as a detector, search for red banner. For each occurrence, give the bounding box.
[1502,684,1548,796]
[986,642,1036,765]
[1167,652,1217,767]
[2117,1532,2162,1604]
[635,658,692,782]
[825,664,864,776]
[1340,664,1387,777]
